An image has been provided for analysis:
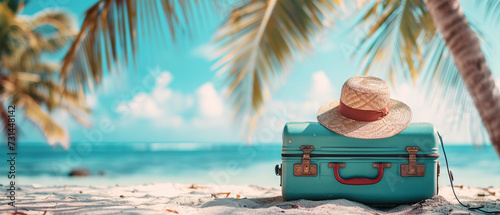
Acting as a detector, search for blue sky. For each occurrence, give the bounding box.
[17,0,500,147]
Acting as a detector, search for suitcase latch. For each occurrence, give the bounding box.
[401,146,425,177]
[293,145,317,177]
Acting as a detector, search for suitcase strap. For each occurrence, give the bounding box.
[401,147,426,177]
[328,162,391,185]
[293,146,317,176]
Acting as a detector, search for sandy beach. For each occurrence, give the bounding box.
[1,183,498,214]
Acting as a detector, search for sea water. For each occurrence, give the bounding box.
[2,142,499,187]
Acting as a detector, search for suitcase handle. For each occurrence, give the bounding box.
[328,163,391,185]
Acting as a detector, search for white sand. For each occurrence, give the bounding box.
[1,183,499,214]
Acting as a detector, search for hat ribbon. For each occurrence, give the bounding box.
[339,100,390,122]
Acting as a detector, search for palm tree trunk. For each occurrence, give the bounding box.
[424,0,500,156]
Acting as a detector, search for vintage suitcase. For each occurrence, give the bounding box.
[275,122,440,204]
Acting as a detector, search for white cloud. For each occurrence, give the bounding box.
[117,71,188,127]
[129,93,163,118]
[152,72,173,102]
[310,70,336,103]
[192,43,217,60]
[99,63,130,96]
[155,72,173,87]
[282,70,337,121]
[114,70,231,131]
[251,71,337,143]
[282,70,336,120]
[86,94,97,108]
[196,83,225,118]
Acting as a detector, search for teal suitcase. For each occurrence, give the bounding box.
[276,122,440,204]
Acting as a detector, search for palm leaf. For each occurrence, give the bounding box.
[353,0,432,83]
[1,77,67,145]
[481,0,500,24]
[1,75,88,149]
[21,62,59,74]
[5,0,27,14]
[417,15,494,144]
[25,9,77,33]
[3,9,76,70]
[418,34,485,143]
[0,2,19,57]
[352,0,497,144]
[0,4,86,149]
[214,0,339,136]
[34,78,91,125]
[59,0,212,96]
[39,33,75,52]
[23,98,69,149]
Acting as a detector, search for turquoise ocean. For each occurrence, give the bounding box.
[2,143,500,187]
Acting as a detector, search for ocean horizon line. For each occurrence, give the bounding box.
[14,141,499,154]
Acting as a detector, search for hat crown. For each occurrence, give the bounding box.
[340,76,390,111]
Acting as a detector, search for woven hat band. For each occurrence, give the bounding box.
[339,100,390,122]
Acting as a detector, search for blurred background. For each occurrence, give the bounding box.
[1,0,500,187]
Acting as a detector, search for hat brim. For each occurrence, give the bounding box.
[317,99,412,139]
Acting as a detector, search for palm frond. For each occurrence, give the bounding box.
[2,9,76,70]
[214,0,339,137]
[0,3,18,56]
[1,77,66,144]
[4,62,90,124]
[60,0,137,94]
[22,62,59,74]
[352,0,498,144]
[60,0,211,96]
[34,78,90,125]
[353,0,432,83]
[0,3,88,148]
[23,98,69,149]
[420,34,474,131]
[5,0,27,14]
[26,9,77,33]
[480,0,500,24]
[417,17,493,145]
[1,74,88,149]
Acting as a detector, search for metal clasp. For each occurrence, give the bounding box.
[401,146,425,177]
[293,145,317,177]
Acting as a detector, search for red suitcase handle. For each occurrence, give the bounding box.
[328,163,391,185]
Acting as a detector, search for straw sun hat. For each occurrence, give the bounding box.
[317,76,412,139]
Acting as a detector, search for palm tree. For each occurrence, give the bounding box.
[0,1,90,149]
[62,0,500,157]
